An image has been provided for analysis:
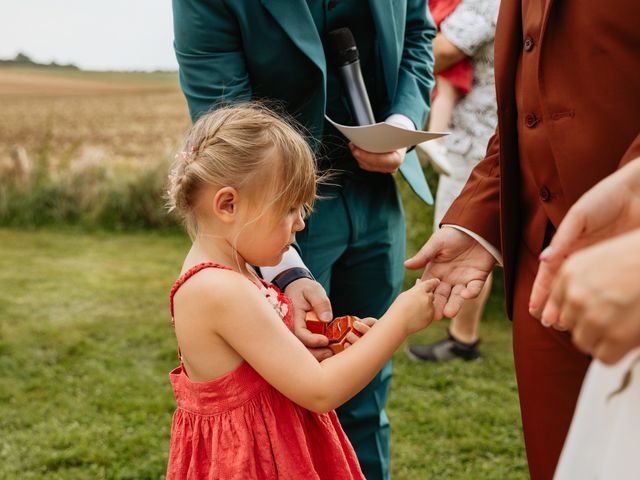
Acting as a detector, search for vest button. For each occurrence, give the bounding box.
[539,186,552,202]
[525,113,538,128]
[524,36,535,52]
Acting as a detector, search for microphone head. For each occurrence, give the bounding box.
[327,28,359,66]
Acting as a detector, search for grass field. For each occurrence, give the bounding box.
[0,68,527,478]
[0,229,527,479]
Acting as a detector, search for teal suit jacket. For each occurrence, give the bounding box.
[173,0,436,204]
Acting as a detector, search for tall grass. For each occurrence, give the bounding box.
[0,141,179,230]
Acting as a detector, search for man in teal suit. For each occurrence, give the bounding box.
[173,2,435,477]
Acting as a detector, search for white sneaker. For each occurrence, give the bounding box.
[416,140,452,176]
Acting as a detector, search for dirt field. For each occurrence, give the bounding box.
[0,67,190,171]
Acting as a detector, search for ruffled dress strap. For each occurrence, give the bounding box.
[169,262,293,355]
[169,262,233,325]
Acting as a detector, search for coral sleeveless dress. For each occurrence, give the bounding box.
[166,263,364,480]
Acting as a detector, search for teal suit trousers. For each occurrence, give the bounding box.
[297,171,405,479]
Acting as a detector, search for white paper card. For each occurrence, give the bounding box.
[326,115,448,153]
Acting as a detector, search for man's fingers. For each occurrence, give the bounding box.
[442,285,465,318]
[461,279,486,300]
[432,281,451,320]
[295,326,330,348]
[432,295,447,320]
[303,284,333,322]
[355,158,398,174]
[350,144,401,173]
[405,241,439,270]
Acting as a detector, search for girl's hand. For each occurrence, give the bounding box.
[386,278,439,335]
[343,317,376,349]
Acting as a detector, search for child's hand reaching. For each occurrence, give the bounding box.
[385,278,439,335]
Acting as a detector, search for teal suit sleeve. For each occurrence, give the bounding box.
[388,0,436,130]
[172,0,251,122]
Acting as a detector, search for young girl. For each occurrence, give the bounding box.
[418,0,473,176]
[165,104,437,479]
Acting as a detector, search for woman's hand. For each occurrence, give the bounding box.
[540,229,640,364]
[529,157,640,318]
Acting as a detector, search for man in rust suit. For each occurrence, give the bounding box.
[405,1,640,478]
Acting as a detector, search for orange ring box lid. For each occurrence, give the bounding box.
[305,312,360,353]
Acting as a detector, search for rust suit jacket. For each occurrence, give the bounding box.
[442,0,640,316]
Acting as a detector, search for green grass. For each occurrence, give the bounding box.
[0,229,184,479]
[0,66,527,477]
[0,225,526,479]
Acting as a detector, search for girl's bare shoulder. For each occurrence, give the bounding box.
[174,266,256,310]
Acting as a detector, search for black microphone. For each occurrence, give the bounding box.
[327,28,375,126]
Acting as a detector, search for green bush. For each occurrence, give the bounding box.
[0,150,180,231]
[0,145,463,249]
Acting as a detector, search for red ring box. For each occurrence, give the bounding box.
[305,312,361,353]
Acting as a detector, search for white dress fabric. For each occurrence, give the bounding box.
[554,348,640,480]
[434,0,500,228]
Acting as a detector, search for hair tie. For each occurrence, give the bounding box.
[175,145,198,165]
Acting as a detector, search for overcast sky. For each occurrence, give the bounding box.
[0,0,178,71]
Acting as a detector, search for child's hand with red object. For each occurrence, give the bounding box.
[343,317,376,349]
[305,314,377,354]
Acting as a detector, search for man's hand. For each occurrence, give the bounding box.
[284,278,334,361]
[405,227,495,319]
[539,229,640,364]
[529,157,640,319]
[349,143,407,173]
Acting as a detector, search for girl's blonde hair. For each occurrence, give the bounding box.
[167,103,317,237]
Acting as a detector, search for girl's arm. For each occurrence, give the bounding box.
[195,270,437,413]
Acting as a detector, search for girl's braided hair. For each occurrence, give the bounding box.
[167,103,318,237]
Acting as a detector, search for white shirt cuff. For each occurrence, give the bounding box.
[442,224,504,266]
[385,114,416,130]
[260,246,309,282]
